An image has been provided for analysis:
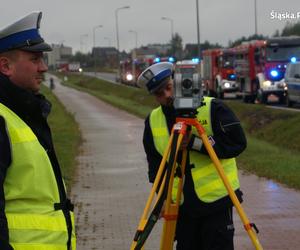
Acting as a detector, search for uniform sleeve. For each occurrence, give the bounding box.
[0,116,14,250]
[143,115,163,183]
[199,99,247,159]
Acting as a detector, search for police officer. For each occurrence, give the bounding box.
[0,12,76,249]
[50,77,55,90]
[138,62,247,250]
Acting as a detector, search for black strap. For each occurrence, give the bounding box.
[54,199,74,250]
[54,199,74,211]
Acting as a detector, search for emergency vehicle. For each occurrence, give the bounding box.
[233,37,300,103]
[119,56,176,86]
[58,62,82,72]
[153,56,176,64]
[119,57,154,86]
[202,48,238,99]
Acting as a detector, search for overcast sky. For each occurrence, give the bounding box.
[1,0,300,53]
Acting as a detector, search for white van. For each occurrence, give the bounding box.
[285,62,300,106]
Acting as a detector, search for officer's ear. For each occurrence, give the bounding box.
[0,51,18,76]
[0,56,11,76]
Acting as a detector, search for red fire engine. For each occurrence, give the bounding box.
[202,48,238,98]
[118,56,176,87]
[233,37,300,103]
[119,57,154,86]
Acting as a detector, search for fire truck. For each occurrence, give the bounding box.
[152,56,176,64]
[233,37,300,103]
[202,48,238,98]
[119,57,154,86]
[58,62,82,72]
[118,56,176,86]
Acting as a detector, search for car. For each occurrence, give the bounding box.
[285,62,300,107]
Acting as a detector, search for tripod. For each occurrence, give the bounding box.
[130,116,263,250]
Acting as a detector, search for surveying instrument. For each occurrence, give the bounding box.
[131,62,263,250]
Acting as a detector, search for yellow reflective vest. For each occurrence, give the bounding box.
[0,103,76,250]
[149,97,240,203]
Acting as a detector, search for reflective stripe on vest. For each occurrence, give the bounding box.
[149,97,240,203]
[0,103,76,250]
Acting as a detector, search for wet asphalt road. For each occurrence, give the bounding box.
[47,74,300,250]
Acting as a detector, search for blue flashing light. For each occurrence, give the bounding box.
[290,57,297,63]
[270,70,279,78]
[168,57,175,63]
[192,58,200,63]
[229,74,236,80]
[154,57,160,63]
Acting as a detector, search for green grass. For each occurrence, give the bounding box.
[226,101,300,152]
[53,72,300,190]
[41,84,81,191]
[238,137,300,189]
[56,72,156,118]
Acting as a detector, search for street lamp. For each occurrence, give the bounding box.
[93,25,103,74]
[115,5,130,70]
[129,30,138,83]
[196,0,201,60]
[161,16,174,41]
[93,25,103,50]
[80,34,88,52]
[104,37,111,46]
[254,0,258,35]
[129,30,138,48]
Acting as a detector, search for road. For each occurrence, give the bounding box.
[46,74,300,250]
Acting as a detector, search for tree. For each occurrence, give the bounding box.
[228,34,268,47]
[273,29,280,37]
[281,21,300,36]
[183,41,223,59]
[70,52,94,67]
[168,32,183,59]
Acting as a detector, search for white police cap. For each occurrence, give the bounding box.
[0,11,51,53]
[137,62,174,94]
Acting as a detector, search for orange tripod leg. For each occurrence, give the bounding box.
[130,133,174,250]
[191,118,263,250]
[160,148,187,250]
[160,122,189,250]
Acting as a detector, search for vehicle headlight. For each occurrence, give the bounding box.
[277,82,286,89]
[126,73,133,81]
[263,80,271,87]
[224,82,231,88]
[79,68,83,73]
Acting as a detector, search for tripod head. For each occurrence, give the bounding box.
[175,107,199,119]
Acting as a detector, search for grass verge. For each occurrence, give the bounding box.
[54,72,300,190]
[41,84,81,191]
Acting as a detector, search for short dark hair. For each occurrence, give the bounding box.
[0,50,20,61]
